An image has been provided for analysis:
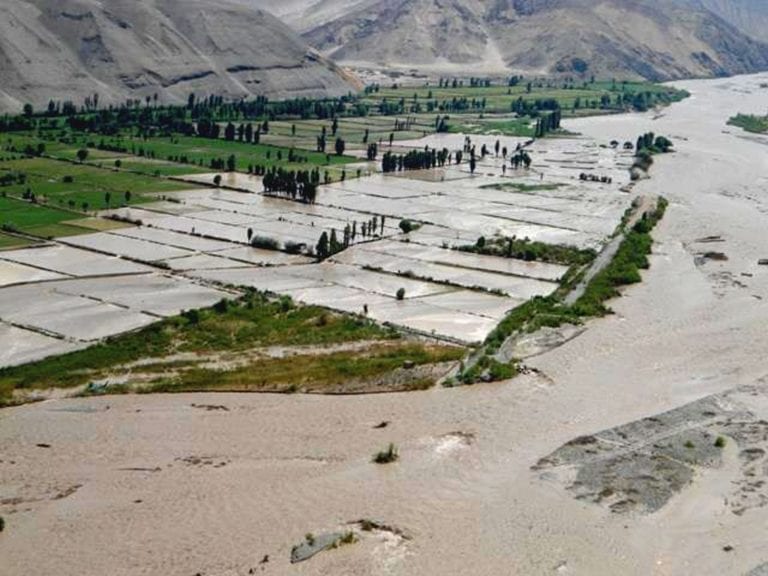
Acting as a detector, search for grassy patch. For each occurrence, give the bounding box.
[0,293,393,393]
[449,117,534,137]
[90,132,358,174]
[458,355,518,385]
[0,231,37,249]
[0,196,92,237]
[0,156,195,210]
[363,81,687,116]
[460,235,596,267]
[0,292,465,404]
[144,344,461,394]
[728,114,768,134]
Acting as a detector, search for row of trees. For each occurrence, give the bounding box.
[636,132,673,154]
[378,96,488,115]
[534,111,562,138]
[315,215,387,259]
[262,167,320,204]
[381,147,452,173]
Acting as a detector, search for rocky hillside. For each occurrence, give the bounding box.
[693,0,768,42]
[0,0,357,113]
[298,0,768,80]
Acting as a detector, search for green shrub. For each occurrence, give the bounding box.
[182,309,200,325]
[715,436,727,449]
[399,219,414,234]
[373,443,399,464]
[284,241,304,254]
[251,235,279,250]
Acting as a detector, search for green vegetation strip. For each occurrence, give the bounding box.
[461,234,596,267]
[0,231,36,249]
[458,198,668,384]
[491,198,666,350]
[0,292,463,405]
[144,344,462,395]
[728,114,768,134]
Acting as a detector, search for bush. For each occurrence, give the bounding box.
[715,436,727,448]
[278,295,294,312]
[251,236,279,250]
[396,288,406,300]
[459,355,518,384]
[399,219,414,234]
[373,443,399,464]
[182,309,200,325]
[0,516,4,532]
[337,531,357,546]
[284,241,304,255]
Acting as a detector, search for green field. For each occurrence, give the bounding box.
[0,154,206,237]
[3,132,206,176]
[361,80,687,117]
[448,117,535,137]
[91,132,358,171]
[0,231,38,249]
[728,114,768,134]
[0,196,92,238]
[0,156,198,211]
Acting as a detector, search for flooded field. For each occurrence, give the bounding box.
[0,246,231,364]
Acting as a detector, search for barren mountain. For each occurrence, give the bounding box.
[0,0,357,112]
[299,0,768,80]
[693,0,768,42]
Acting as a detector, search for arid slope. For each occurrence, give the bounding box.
[298,0,768,79]
[0,0,356,112]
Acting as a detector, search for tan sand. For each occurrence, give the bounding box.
[2,73,768,575]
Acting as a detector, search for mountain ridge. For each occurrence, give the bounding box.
[294,0,768,80]
[0,0,357,112]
